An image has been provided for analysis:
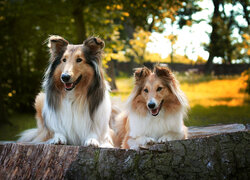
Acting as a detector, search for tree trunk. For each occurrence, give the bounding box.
[170,21,174,64]
[106,59,117,91]
[0,89,9,125]
[204,53,214,74]
[0,124,249,179]
[204,0,220,74]
[72,1,87,43]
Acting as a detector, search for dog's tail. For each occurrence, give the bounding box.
[18,92,51,143]
[18,127,51,143]
[17,128,39,142]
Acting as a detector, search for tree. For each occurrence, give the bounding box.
[0,0,208,123]
[165,28,178,64]
[204,0,249,74]
[126,29,151,65]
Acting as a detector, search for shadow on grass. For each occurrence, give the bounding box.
[186,105,250,127]
[0,113,36,141]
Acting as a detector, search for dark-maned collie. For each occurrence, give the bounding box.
[115,66,189,149]
[18,36,113,147]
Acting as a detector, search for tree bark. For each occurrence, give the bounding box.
[0,125,249,179]
[72,1,87,43]
[106,59,117,90]
[204,53,215,74]
[204,0,220,74]
[0,89,9,125]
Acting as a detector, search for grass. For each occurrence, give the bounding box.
[0,74,249,141]
[180,77,246,107]
[186,105,250,127]
[111,77,134,100]
[0,113,35,141]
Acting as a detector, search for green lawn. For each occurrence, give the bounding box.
[186,105,250,127]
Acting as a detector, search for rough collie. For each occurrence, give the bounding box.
[115,66,189,149]
[18,35,113,147]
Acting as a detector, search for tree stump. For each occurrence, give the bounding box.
[0,124,249,179]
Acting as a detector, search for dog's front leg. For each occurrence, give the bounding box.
[84,133,100,147]
[127,136,156,150]
[47,132,67,145]
[158,131,186,143]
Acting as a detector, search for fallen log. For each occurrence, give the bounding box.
[0,124,249,179]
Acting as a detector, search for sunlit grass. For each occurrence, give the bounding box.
[111,77,134,100]
[181,77,246,107]
[112,75,247,107]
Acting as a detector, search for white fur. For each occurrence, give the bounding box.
[43,85,112,147]
[18,128,39,142]
[127,107,186,149]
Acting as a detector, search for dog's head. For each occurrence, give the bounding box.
[45,35,106,118]
[133,66,187,116]
[48,35,104,91]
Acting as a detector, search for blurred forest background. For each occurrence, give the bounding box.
[0,0,249,140]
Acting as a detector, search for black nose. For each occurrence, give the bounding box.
[61,74,71,83]
[148,102,156,109]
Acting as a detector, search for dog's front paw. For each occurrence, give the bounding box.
[158,135,171,143]
[85,138,100,147]
[47,135,67,145]
[145,137,155,145]
[138,137,155,148]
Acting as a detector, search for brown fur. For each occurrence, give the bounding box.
[34,92,45,129]
[114,112,130,148]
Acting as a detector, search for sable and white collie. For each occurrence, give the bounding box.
[115,66,189,149]
[18,35,113,147]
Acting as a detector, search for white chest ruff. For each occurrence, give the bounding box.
[128,109,184,139]
[43,90,111,145]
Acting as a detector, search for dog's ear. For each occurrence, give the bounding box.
[84,37,105,53]
[154,66,176,88]
[155,66,189,107]
[154,66,173,79]
[134,67,151,82]
[48,35,69,58]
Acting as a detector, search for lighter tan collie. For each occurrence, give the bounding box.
[18,36,113,147]
[115,66,189,149]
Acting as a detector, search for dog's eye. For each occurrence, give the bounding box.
[144,88,148,93]
[157,87,162,92]
[76,58,82,63]
[62,58,66,62]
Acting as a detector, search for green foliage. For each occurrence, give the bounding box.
[0,0,248,125]
[125,28,151,64]
[0,0,189,117]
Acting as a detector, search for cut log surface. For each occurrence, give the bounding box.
[188,123,247,138]
[0,124,249,179]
